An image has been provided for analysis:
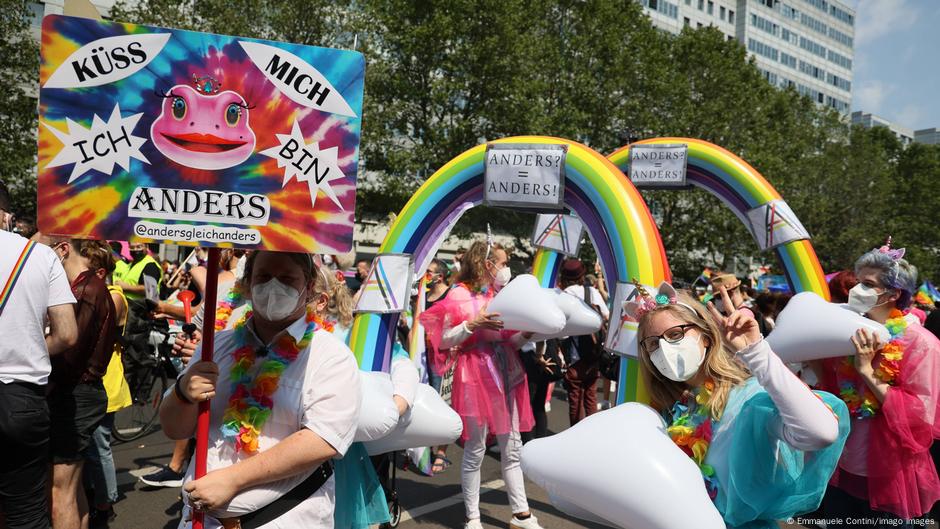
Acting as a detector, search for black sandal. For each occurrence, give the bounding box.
[431,454,451,474]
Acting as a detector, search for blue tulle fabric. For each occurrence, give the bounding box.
[333,442,391,529]
[709,378,850,529]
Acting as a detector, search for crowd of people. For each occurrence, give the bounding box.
[3,170,940,529]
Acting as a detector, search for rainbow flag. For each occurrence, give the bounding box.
[919,282,940,302]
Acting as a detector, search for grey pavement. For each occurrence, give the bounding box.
[106,386,802,529]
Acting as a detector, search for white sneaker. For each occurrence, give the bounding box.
[510,514,545,529]
[544,401,551,412]
[464,518,484,529]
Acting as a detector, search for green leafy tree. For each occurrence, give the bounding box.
[1,1,40,216]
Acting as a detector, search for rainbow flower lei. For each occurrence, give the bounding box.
[837,309,908,419]
[667,380,718,500]
[220,307,333,454]
[215,283,244,332]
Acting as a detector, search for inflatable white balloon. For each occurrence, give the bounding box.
[522,403,725,529]
[532,288,603,341]
[487,274,566,334]
[353,371,401,442]
[766,292,891,363]
[364,383,463,455]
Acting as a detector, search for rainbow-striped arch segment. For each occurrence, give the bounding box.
[349,136,671,404]
[533,138,829,403]
[607,138,829,300]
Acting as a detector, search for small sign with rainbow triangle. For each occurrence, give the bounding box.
[354,253,414,314]
[531,214,584,257]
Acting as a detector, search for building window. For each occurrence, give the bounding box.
[781,27,798,45]
[707,1,713,15]
[748,38,779,61]
[829,4,854,26]
[685,0,691,4]
[720,6,726,20]
[828,27,853,47]
[27,1,44,30]
[826,49,852,70]
[698,22,703,28]
[780,52,797,69]
[728,9,735,23]
[684,16,691,26]
[698,0,704,10]
[799,35,827,58]
[751,13,780,36]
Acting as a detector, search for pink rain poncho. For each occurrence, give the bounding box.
[419,284,534,441]
[824,318,940,519]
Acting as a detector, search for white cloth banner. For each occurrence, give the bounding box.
[629,144,688,188]
[484,143,566,210]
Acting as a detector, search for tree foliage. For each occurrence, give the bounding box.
[1,0,39,216]
[5,0,938,282]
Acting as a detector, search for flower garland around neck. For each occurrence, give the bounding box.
[459,282,489,295]
[837,308,908,419]
[667,380,718,500]
[220,306,334,454]
[215,283,244,332]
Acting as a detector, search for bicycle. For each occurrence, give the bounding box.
[112,314,181,443]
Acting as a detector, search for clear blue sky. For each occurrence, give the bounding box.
[850,0,940,130]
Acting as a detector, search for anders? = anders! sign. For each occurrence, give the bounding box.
[37,15,364,253]
[484,144,566,210]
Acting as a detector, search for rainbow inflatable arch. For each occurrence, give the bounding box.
[531,138,829,403]
[350,136,671,404]
[608,138,829,299]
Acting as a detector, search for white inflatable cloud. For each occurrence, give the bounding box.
[766,292,891,363]
[533,288,603,340]
[487,274,566,334]
[522,403,725,529]
[353,371,400,442]
[364,383,463,455]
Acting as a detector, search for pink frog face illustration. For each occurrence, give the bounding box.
[150,77,256,170]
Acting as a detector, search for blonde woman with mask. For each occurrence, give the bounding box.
[419,240,541,529]
[628,282,849,529]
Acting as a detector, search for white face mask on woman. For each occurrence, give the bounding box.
[493,266,512,290]
[251,278,303,321]
[847,283,889,315]
[649,333,705,382]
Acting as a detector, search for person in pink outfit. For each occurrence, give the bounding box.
[420,240,544,529]
[819,240,940,522]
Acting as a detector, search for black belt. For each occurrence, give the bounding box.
[238,461,334,529]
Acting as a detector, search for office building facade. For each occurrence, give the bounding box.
[638,0,855,113]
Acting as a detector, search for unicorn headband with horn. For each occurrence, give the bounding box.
[485,223,494,260]
[623,280,699,320]
[875,235,905,282]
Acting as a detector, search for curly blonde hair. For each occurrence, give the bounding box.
[453,240,507,290]
[636,290,751,420]
[314,265,354,328]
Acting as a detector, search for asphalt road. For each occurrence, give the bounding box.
[106,386,805,529]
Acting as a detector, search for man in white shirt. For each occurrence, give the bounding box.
[160,250,361,528]
[0,180,78,529]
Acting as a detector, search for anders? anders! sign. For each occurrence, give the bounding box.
[37,15,364,253]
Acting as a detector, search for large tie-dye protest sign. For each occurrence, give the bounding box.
[37,15,364,253]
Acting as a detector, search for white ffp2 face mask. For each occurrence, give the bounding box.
[649,333,705,382]
[847,283,888,314]
[494,266,512,289]
[251,278,303,321]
